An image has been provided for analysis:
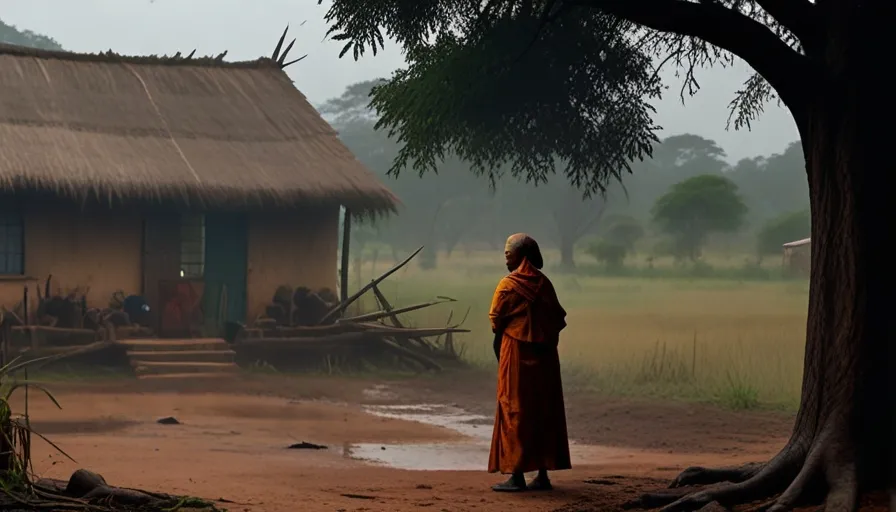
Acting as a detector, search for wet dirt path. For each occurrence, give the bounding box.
[12,377,792,511]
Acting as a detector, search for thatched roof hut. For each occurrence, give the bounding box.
[0,44,397,214]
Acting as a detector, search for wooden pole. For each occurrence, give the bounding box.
[340,207,352,304]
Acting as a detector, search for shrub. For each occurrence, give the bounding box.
[585,239,628,270]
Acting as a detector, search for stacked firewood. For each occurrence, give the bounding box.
[260,286,339,327]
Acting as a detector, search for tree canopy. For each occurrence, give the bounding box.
[651,174,747,261]
[0,19,63,50]
[756,208,810,259]
[320,0,813,195]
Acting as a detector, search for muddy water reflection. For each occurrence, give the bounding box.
[349,402,609,471]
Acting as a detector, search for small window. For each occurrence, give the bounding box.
[0,213,24,275]
[180,214,205,278]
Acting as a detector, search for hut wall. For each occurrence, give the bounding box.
[246,206,339,322]
[0,278,36,316]
[23,205,143,312]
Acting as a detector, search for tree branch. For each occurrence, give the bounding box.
[574,0,814,126]
[754,0,819,52]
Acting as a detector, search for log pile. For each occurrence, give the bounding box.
[259,286,339,327]
[233,246,469,373]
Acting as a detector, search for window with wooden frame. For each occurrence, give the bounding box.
[0,212,24,275]
[179,214,205,278]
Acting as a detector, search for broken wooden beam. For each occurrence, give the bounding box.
[378,337,442,372]
[335,296,456,324]
[319,246,424,325]
[370,283,434,351]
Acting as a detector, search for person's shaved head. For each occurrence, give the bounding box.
[504,233,544,272]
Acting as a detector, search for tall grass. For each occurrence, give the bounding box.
[351,248,808,410]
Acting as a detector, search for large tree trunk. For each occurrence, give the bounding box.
[639,52,893,512]
[558,235,576,270]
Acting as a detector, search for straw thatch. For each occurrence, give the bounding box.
[0,44,398,213]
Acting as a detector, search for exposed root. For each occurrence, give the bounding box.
[632,441,809,512]
[668,463,765,489]
[633,421,870,512]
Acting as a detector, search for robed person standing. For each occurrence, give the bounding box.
[488,233,571,492]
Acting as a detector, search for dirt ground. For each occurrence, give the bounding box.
[10,370,804,512]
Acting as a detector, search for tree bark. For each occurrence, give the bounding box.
[638,51,894,512]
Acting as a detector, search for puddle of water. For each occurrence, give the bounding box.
[364,403,490,439]
[347,441,638,471]
[348,442,487,471]
[362,385,399,401]
[350,387,615,471]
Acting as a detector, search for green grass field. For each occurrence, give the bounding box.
[352,248,809,411]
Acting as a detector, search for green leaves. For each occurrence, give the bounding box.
[756,208,810,256]
[651,174,748,259]
[324,0,663,195]
[320,0,804,196]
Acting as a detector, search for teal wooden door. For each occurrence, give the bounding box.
[202,213,248,330]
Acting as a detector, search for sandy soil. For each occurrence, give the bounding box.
[8,371,811,512]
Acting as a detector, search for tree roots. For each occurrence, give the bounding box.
[630,429,864,512]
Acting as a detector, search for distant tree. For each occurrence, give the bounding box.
[603,216,646,252]
[321,81,492,264]
[651,175,748,261]
[532,180,607,270]
[756,209,811,264]
[729,142,808,223]
[650,134,729,177]
[585,239,627,271]
[0,19,63,50]
[606,135,729,219]
[318,79,384,125]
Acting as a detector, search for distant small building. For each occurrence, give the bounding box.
[0,44,397,336]
[782,238,811,276]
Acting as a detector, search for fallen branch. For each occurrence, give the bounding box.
[319,246,424,324]
[378,337,442,372]
[335,296,456,324]
[370,283,435,351]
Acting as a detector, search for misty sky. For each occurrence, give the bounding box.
[6,0,800,162]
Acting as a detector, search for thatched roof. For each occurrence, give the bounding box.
[0,44,397,213]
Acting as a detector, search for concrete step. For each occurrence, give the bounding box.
[126,350,235,363]
[119,338,230,352]
[132,361,240,376]
[136,372,239,381]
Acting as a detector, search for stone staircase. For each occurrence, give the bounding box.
[120,338,240,380]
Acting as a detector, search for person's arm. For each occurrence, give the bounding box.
[489,281,509,362]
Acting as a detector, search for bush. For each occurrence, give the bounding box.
[756,209,810,261]
[604,216,646,251]
[585,239,628,270]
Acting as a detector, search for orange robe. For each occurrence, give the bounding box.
[488,258,571,474]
